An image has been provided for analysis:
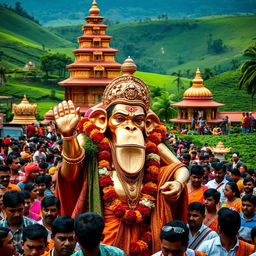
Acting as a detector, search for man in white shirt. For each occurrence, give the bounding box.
[33,145,46,164]
[206,163,228,204]
[197,208,254,256]
[188,202,218,250]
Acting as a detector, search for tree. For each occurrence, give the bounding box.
[172,70,183,94]
[0,60,7,86]
[40,52,72,79]
[151,92,177,122]
[238,43,256,110]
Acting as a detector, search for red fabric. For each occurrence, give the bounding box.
[24,163,40,182]
[55,167,88,218]
[3,138,11,144]
[27,124,35,137]
[243,116,250,128]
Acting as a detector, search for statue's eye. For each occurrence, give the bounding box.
[115,116,126,123]
[134,117,144,124]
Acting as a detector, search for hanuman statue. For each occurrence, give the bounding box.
[53,57,189,255]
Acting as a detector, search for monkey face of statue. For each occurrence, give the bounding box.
[108,104,146,176]
[89,103,161,176]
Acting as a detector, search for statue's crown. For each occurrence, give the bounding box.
[103,57,150,112]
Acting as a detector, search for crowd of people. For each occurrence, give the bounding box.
[185,112,255,135]
[0,124,256,256]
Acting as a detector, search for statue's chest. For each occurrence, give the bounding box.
[111,170,143,200]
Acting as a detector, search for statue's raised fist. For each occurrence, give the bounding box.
[53,100,81,137]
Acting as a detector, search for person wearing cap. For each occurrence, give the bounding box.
[152,220,206,256]
[232,153,243,169]
[21,153,32,161]
[17,163,40,191]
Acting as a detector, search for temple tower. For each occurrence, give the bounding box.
[59,0,121,113]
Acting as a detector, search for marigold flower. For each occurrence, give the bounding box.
[102,185,114,194]
[144,182,158,189]
[109,199,122,211]
[135,210,143,223]
[147,165,159,175]
[137,240,148,252]
[98,160,111,170]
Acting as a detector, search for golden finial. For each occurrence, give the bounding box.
[194,67,203,81]
[121,56,137,76]
[183,67,212,98]
[21,95,29,104]
[89,0,100,16]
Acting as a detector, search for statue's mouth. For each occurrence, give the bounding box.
[115,144,145,150]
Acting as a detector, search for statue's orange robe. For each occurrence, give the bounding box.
[56,162,188,255]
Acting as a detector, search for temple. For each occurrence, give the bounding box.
[170,68,224,130]
[58,0,121,113]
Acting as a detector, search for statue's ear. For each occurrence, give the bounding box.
[145,112,161,136]
[88,108,108,133]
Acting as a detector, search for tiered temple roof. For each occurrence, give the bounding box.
[59,0,121,113]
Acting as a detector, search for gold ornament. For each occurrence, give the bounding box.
[103,57,151,112]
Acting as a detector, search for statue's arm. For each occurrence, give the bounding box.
[60,133,86,181]
[158,142,190,185]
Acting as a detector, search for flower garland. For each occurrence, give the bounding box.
[78,117,167,255]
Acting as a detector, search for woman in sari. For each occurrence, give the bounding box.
[24,182,41,216]
[222,182,242,213]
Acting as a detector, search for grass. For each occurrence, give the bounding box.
[0,79,64,100]
[36,102,59,118]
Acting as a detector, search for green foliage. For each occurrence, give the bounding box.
[40,52,71,78]
[179,134,256,168]
[238,42,256,109]
[151,92,177,122]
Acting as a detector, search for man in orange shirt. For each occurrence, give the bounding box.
[0,165,20,192]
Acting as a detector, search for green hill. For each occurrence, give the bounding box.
[204,69,256,111]
[50,16,256,74]
[0,5,74,68]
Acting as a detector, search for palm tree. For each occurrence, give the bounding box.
[238,43,256,110]
[151,92,177,123]
[172,70,183,94]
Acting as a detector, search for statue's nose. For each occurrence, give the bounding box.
[125,121,137,131]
